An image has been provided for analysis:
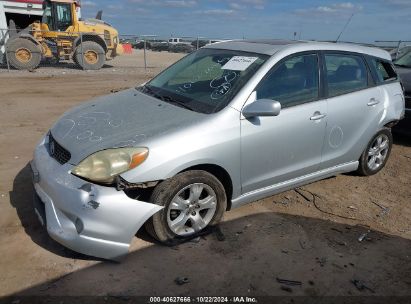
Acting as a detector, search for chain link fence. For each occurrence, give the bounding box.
[0,29,224,73]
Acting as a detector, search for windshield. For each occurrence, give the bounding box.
[141,48,269,114]
[394,51,411,68]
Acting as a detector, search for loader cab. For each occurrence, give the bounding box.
[42,0,76,32]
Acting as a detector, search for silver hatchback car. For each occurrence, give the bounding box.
[31,40,405,260]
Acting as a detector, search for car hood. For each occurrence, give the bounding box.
[50,88,206,165]
[396,66,411,95]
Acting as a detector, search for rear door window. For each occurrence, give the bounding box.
[325,54,368,97]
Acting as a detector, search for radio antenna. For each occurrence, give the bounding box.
[336,13,354,42]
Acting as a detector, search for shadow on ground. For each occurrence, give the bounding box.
[393,132,411,147]
[6,188,411,297]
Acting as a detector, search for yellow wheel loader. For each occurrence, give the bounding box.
[6,0,122,70]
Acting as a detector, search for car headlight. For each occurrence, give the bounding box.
[71,147,148,183]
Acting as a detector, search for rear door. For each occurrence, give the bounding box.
[320,52,384,169]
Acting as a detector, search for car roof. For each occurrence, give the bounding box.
[204,39,391,61]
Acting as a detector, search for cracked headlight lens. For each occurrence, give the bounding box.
[72,147,148,183]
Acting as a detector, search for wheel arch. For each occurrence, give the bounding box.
[179,164,233,211]
[74,34,107,53]
[384,120,399,128]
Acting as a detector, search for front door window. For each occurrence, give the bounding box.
[256,54,319,108]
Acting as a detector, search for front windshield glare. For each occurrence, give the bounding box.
[145,48,268,114]
[395,52,411,67]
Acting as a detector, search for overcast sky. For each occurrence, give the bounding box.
[80,0,410,43]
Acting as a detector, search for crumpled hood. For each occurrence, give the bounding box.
[50,88,205,164]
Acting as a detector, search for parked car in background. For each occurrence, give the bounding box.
[169,42,194,53]
[120,38,134,45]
[393,51,411,134]
[191,39,225,49]
[168,37,191,46]
[151,41,169,52]
[31,40,404,260]
[390,46,411,60]
[191,40,208,48]
[132,40,148,49]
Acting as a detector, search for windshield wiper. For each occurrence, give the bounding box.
[140,85,195,111]
[160,95,195,111]
[140,85,163,99]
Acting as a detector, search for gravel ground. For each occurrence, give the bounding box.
[0,50,410,298]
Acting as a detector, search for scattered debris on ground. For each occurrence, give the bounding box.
[175,277,189,286]
[358,230,371,242]
[351,279,375,293]
[276,278,302,286]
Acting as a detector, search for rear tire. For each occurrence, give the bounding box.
[357,128,393,176]
[145,170,227,244]
[7,38,41,70]
[74,41,105,70]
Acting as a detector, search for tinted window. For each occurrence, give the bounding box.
[372,59,397,83]
[256,54,319,108]
[325,54,367,97]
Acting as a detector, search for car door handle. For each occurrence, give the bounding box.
[310,112,327,121]
[367,98,380,106]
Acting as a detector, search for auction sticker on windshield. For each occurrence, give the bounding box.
[222,56,258,71]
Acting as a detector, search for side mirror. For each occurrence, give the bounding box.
[242,99,281,118]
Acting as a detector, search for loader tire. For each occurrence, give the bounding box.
[7,38,41,70]
[72,53,79,67]
[75,41,105,70]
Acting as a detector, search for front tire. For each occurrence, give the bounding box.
[357,129,393,176]
[7,38,41,70]
[74,41,105,70]
[145,170,227,244]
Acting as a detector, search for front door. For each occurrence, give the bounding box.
[240,53,327,194]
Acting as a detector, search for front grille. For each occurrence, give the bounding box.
[48,134,71,165]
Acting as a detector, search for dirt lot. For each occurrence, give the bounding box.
[0,50,410,299]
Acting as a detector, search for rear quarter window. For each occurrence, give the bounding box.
[371,59,398,83]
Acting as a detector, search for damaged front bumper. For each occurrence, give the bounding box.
[31,136,163,260]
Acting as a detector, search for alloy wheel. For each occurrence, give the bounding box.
[367,134,389,171]
[167,183,217,236]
